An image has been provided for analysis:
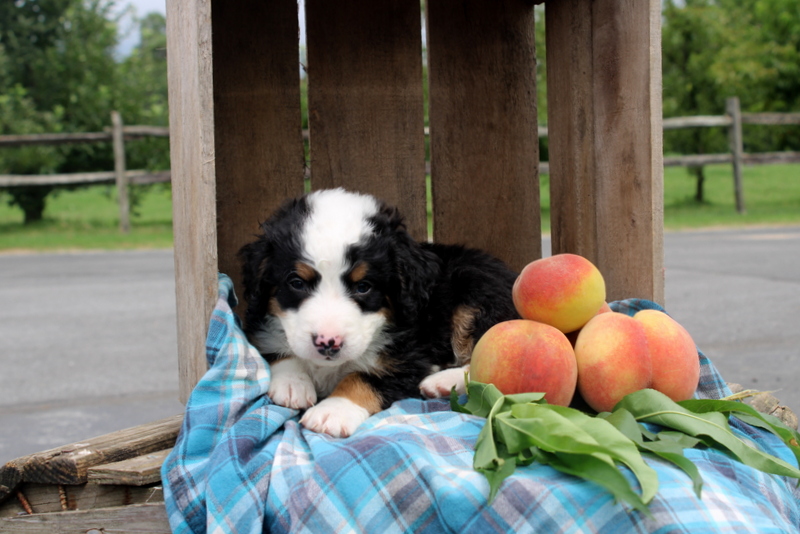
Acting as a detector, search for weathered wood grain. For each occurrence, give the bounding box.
[306,0,427,240]
[165,0,219,403]
[546,0,664,304]
[87,449,172,486]
[427,0,541,272]
[0,415,181,500]
[0,483,163,517]
[211,0,305,321]
[0,502,169,533]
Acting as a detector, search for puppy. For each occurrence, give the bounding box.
[239,188,519,437]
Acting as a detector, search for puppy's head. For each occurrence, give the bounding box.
[240,188,439,368]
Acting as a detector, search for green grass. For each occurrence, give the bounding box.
[0,163,798,252]
[661,163,800,229]
[0,185,173,251]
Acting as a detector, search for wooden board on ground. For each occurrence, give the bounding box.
[0,415,181,501]
[0,483,163,518]
[0,502,169,534]
[87,449,172,486]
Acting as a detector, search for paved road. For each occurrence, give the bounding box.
[1,227,799,465]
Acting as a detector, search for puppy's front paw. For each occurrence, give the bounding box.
[269,372,317,410]
[420,366,469,398]
[300,397,369,438]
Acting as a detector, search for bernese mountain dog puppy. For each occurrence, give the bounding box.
[239,188,519,437]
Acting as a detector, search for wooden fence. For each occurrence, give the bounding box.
[1,98,799,227]
[0,112,170,232]
[663,97,800,214]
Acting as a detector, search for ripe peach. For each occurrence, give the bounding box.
[573,312,652,412]
[512,254,606,334]
[566,301,612,346]
[470,320,577,406]
[634,309,699,402]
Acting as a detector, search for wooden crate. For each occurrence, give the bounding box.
[1,0,664,530]
[166,0,664,403]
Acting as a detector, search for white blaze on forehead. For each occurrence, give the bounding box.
[301,189,379,273]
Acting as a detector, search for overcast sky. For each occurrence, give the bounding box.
[117,0,307,56]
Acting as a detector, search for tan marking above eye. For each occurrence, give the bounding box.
[348,262,369,283]
[294,262,317,282]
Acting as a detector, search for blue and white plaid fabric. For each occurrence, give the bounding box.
[162,274,800,533]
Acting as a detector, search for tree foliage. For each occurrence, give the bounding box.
[0,0,169,223]
[662,0,800,156]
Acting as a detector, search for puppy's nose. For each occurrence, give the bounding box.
[312,334,344,357]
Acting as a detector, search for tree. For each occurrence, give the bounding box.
[1,0,171,223]
[0,45,65,223]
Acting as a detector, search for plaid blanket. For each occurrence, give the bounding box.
[162,274,800,534]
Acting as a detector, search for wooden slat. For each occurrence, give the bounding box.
[0,503,169,534]
[212,0,305,318]
[87,449,172,486]
[0,415,181,497]
[306,0,427,240]
[427,0,540,272]
[0,483,163,517]
[166,0,219,403]
[545,0,598,265]
[546,0,664,304]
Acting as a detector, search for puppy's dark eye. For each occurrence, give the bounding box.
[288,277,306,291]
[354,281,372,294]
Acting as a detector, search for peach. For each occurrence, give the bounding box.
[574,312,652,412]
[634,309,699,402]
[470,320,577,406]
[566,301,612,346]
[513,254,606,334]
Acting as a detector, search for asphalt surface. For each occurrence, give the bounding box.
[1,226,799,465]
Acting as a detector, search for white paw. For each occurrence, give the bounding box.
[268,370,317,410]
[420,366,469,398]
[300,397,369,438]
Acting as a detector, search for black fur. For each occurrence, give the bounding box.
[239,191,520,410]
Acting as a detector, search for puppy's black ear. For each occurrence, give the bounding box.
[377,205,440,324]
[238,196,310,333]
[238,235,272,334]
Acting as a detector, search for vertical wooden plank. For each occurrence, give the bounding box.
[111,111,130,233]
[726,96,746,214]
[166,0,218,403]
[545,0,597,264]
[212,0,305,312]
[305,0,427,241]
[547,0,664,304]
[427,0,540,273]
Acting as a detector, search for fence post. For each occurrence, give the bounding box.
[726,97,746,214]
[111,110,131,232]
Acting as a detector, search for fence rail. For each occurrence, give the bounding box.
[1,100,798,225]
[0,115,170,232]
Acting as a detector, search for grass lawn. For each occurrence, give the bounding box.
[0,184,174,251]
[1,163,798,252]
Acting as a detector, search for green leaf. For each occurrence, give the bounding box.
[450,381,504,418]
[680,398,800,467]
[617,389,800,482]
[536,449,653,517]
[500,404,659,503]
[600,409,704,499]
